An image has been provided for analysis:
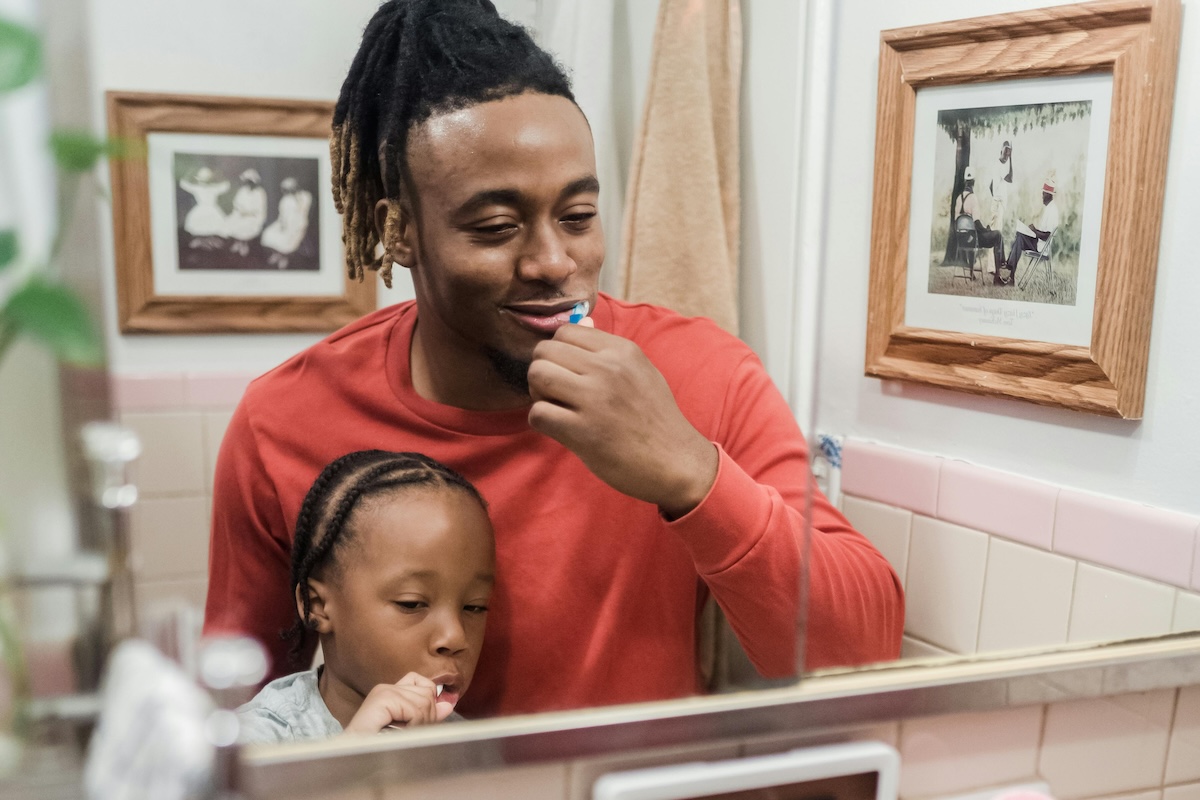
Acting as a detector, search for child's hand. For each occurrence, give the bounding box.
[343,672,455,735]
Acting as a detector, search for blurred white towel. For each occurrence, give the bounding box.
[85,640,214,800]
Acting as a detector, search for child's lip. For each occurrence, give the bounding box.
[430,673,461,691]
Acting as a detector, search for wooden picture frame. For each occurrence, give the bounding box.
[864,0,1180,418]
[107,92,375,333]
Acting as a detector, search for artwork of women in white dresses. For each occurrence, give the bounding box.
[177,163,316,271]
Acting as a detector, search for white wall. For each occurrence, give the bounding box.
[816,0,1200,515]
[84,0,815,400]
[83,0,450,374]
[738,0,808,402]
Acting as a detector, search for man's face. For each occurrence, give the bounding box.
[1000,144,1011,163]
[1043,191,1053,205]
[394,93,604,389]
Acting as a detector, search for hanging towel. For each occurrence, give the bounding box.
[618,0,742,335]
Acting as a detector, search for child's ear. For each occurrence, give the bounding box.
[296,579,334,634]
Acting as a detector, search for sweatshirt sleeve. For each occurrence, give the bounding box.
[204,399,311,680]
[666,354,904,675]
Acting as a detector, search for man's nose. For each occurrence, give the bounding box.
[516,220,576,285]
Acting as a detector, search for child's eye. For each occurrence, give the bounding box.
[394,600,427,611]
[464,605,489,614]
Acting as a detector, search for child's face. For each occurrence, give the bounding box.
[319,487,494,709]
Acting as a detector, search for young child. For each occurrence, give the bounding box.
[236,450,495,744]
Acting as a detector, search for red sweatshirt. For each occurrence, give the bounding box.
[205,295,903,716]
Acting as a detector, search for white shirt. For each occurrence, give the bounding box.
[987,169,1011,228]
[1035,199,1059,252]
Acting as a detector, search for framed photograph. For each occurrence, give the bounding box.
[865,0,1181,418]
[107,92,375,333]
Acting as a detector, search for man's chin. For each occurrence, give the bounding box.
[483,347,532,396]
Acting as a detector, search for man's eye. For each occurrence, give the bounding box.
[561,212,595,228]
[473,223,517,236]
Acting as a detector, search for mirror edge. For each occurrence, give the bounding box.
[239,632,1200,797]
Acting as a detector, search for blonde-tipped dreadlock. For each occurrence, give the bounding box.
[330,0,576,287]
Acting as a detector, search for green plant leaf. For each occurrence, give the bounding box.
[48,132,139,173]
[0,229,16,270]
[49,131,109,173]
[0,18,41,93]
[1,277,103,366]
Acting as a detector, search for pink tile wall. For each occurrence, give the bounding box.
[937,460,1058,550]
[841,440,941,516]
[842,439,1200,596]
[1054,489,1198,590]
[111,373,187,411]
[112,370,252,631]
[112,371,257,412]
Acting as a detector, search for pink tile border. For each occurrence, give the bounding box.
[937,460,1058,550]
[184,371,256,408]
[111,371,257,412]
[841,439,941,516]
[110,373,186,411]
[1194,530,1200,592]
[1054,489,1199,589]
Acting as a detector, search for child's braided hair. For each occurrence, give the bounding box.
[284,449,487,665]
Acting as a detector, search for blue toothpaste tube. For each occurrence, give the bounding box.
[568,300,589,324]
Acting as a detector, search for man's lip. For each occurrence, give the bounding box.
[504,300,584,316]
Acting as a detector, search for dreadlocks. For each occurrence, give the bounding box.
[284,449,487,664]
[330,0,575,287]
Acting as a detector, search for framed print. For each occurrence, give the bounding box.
[107,92,375,333]
[864,0,1181,418]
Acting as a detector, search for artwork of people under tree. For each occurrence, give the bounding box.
[925,99,1091,307]
[174,153,319,272]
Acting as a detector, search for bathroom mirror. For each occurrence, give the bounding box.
[13,0,1197,771]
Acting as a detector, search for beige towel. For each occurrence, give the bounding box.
[617,0,742,335]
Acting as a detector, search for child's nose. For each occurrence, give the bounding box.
[430,612,468,655]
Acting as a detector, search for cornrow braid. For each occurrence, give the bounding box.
[284,449,487,666]
[330,0,575,287]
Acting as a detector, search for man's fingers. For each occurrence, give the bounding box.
[551,320,613,351]
[527,358,588,408]
[528,398,580,442]
[531,338,593,375]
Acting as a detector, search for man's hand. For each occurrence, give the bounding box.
[343,673,455,735]
[527,323,718,519]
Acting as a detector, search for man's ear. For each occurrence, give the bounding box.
[375,198,417,271]
[296,579,334,634]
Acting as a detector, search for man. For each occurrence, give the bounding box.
[205,0,903,718]
[954,167,1005,283]
[986,140,1014,236]
[1005,175,1059,275]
